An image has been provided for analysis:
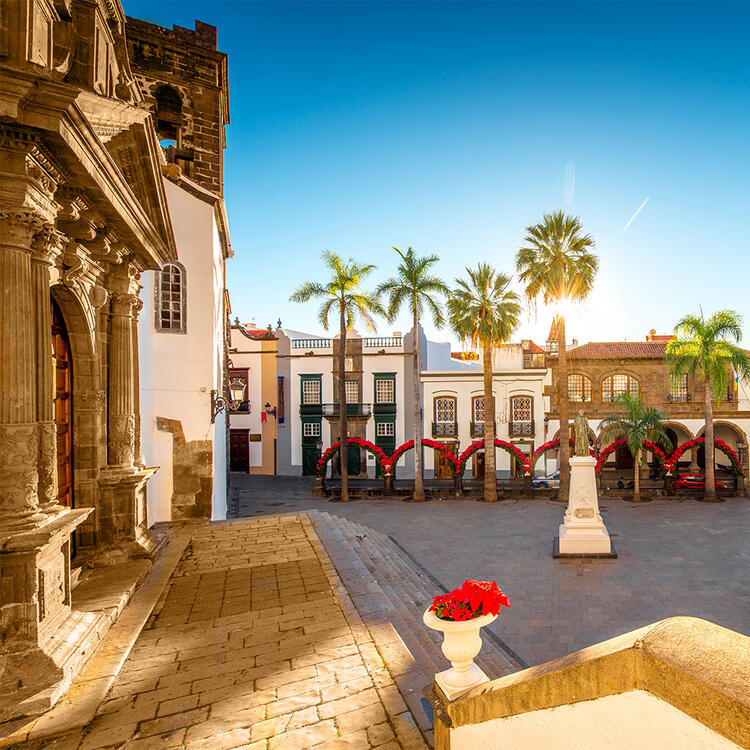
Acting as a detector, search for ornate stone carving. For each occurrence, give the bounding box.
[77,390,106,409]
[0,210,51,246]
[37,421,58,509]
[109,414,136,466]
[0,423,40,521]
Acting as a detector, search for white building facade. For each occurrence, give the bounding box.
[138,172,231,522]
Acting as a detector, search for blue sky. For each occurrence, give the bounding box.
[123,1,750,347]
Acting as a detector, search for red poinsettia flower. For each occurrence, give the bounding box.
[429,579,511,621]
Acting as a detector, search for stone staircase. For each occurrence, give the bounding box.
[307,510,524,746]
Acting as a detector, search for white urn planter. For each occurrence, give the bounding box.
[423,609,497,700]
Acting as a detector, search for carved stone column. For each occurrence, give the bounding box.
[0,210,45,530]
[31,228,65,513]
[108,290,138,467]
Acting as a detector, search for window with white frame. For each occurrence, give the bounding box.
[156,262,186,332]
[376,422,395,437]
[568,374,592,402]
[303,422,321,437]
[435,397,456,423]
[302,379,321,404]
[375,378,395,403]
[345,380,359,403]
[472,396,485,423]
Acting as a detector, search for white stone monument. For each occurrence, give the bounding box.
[558,454,613,554]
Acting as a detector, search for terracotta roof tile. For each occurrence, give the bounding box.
[524,340,545,354]
[567,341,669,359]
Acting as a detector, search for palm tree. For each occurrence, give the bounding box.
[447,264,521,502]
[290,251,384,502]
[515,210,598,501]
[377,247,449,502]
[599,393,671,502]
[666,310,750,501]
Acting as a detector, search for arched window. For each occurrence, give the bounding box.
[433,396,457,437]
[601,373,639,402]
[153,84,183,147]
[156,262,186,333]
[509,395,534,437]
[568,374,593,402]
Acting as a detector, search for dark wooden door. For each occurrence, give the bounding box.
[434,447,452,479]
[230,429,250,472]
[473,450,485,480]
[52,300,73,508]
[616,445,634,470]
[302,444,319,476]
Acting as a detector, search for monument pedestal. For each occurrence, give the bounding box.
[557,456,614,556]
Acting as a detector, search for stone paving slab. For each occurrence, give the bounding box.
[12,515,429,750]
[231,475,750,668]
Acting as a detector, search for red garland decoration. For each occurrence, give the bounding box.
[595,439,668,474]
[664,437,743,475]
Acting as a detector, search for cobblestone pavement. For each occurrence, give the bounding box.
[20,515,427,750]
[232,475,750,668]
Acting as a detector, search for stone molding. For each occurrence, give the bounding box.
[433,617,750,750]
[0,423,43,529]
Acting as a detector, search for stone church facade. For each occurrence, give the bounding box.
[0,0,184,720]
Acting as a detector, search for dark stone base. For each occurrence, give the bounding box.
[553,536,618,559]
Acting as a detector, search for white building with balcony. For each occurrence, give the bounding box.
[421,341,548,479]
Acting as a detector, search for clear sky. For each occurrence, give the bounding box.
[123,0,750,348]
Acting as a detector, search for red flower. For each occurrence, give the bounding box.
[429,579,511,621]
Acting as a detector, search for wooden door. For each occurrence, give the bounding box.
[52,300,73,508]
[302,444,319,476]
[434,447,453,479]
[616,444,634,470]
[230,429,250,472]
[473,450,485,480]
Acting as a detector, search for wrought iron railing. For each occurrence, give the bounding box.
[321,403,372,418]
[291,338,331,349]
[432,422,458,437]
[470,422,496,437]
[363,336,403,348]
[509,420,534,437]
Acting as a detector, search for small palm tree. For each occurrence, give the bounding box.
[666,310,750,501]
[447,264,521,502]
[377,247,449,502]
[516,210,598,501]
[599,393,671,502]
[290,251,384,502]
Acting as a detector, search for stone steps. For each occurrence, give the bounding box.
[308,510,522,746]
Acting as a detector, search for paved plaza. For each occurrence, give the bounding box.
[232,475,750,668]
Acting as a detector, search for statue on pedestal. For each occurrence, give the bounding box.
[574,410,590,457]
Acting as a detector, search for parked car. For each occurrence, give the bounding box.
[531,470,560,488]
[673,474,727,489]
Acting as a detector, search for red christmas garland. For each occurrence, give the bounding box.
[595,439,667,474]
[665,437,742,475]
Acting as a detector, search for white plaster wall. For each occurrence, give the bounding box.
[139,178,227,524]
[421,370,546,478]
[449,690,740,750]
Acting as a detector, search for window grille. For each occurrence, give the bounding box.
[472,397,485,423]
[375,379,395,403]
[435,397,456,423]
[669,374,689,401]
[303,422,321,437]
[602,374,639,402]
[376,422,395,437]
[511,396,532,422]
[157,263,185,332]
[568,374,592,402]
[345,380,359,403]
[302,380,321,404]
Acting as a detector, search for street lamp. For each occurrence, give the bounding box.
[210,378,246,423]
[264,402,277,419]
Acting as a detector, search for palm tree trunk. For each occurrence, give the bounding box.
[411,309,425,502]
[557,315,570,502]
[634,447,641,502]
[704,378,717,501]
[339,301,349,502]
[483,341,498,502]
